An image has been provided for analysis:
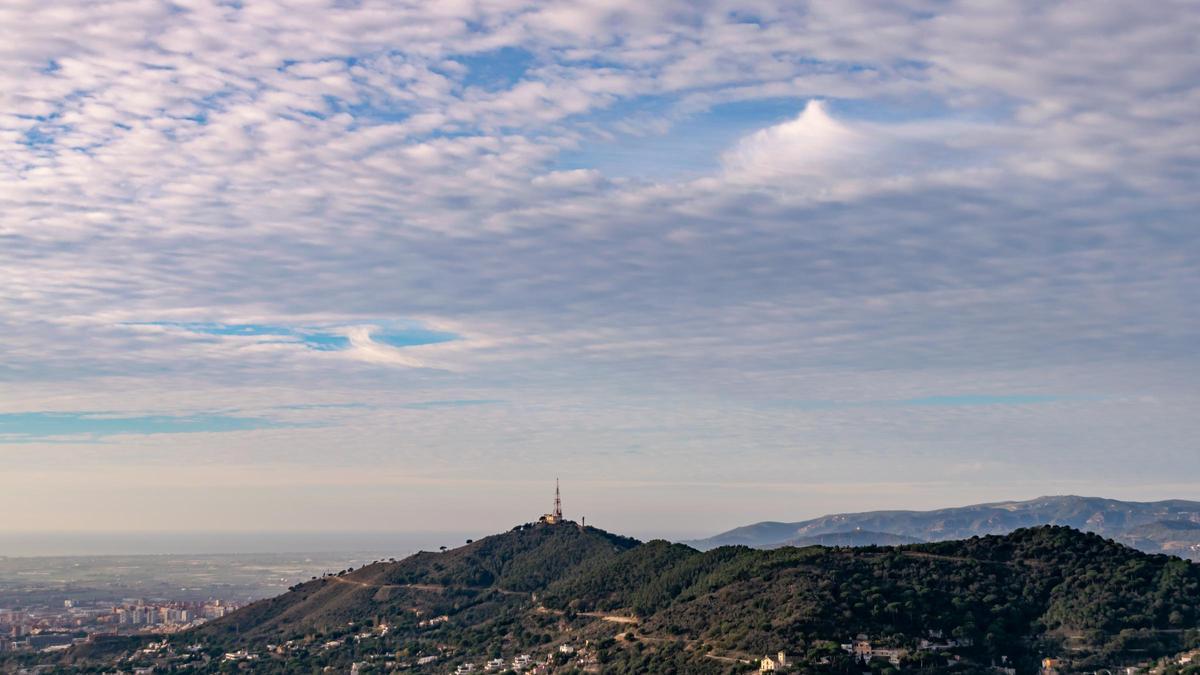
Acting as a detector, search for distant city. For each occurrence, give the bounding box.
[0,598,241,654]
[0,550,412,657]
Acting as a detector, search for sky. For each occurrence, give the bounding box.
[1,0,1198,543]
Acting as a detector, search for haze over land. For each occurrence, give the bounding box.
[1,1,1198,537]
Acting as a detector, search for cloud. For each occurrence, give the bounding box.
[0,1,1197,530]
[776,394,1069,411]
[530,168,607,192]
[723,100,869,181]
[342,325,445,369]
[721,99,999,197]
[398,400,502,410]
[125,321,459,364]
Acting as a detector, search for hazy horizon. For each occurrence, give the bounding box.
[5,489,1200,557]
[0,531,484,558]
[2,1,1198,538]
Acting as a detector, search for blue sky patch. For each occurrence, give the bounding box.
[129,321,457,353]
[0,411,282,442]
[373,328,457,348]
[298,333,352,351]
[452,47,535,91]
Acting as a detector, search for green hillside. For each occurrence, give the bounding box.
[640,528,1197,669]
[28,524,1200,674]
[193,522,637,641]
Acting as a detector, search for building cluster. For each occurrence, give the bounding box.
[114,599,233,627]
[1040,656,1141,675]
[0,599,241,655]
[755,632,980,672]
[119,635,566,674]
[416,614,449,628]
[756,631,1157,675]
[839,635,910,666]
[443,641,598,675]
[1149,648,1200,674]
[436,648,590,672]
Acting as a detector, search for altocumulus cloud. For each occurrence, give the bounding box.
[0,1,1197,526]
[721,99,997,195]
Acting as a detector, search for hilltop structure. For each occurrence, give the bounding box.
[539,479,564,524]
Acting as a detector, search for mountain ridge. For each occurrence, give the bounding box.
[29,519,1200,673]
[685,495,1200,559]
[194,523,1200,673]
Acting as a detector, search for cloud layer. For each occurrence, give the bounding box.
[0,0,1197,534]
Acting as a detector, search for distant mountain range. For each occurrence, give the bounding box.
[763,530,925,548]
[686,495,1200,560]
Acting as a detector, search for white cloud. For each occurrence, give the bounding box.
[342,326,479,371]
[723,100,870,182]
[720,99,1006,199]
[531,168,607,191]
[0,0,1197,530]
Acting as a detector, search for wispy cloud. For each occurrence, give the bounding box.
[397,400,501,410]
[776,394,1070,410]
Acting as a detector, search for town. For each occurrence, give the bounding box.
[0,598,242,655]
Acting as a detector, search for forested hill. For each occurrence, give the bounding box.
[541,526,1200,660]
[194,521,638,641]
[168,523,1200,674]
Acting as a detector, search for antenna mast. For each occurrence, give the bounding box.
[554,478,562,520]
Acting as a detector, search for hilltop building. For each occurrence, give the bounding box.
[539,479,564,524]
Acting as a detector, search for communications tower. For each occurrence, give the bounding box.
[540,479,564,524]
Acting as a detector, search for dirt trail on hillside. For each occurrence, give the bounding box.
[329,576,527,595]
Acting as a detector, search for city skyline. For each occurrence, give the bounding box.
[2,1,1198,537]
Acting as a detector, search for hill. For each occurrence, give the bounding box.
[192,521,638,642]
[539,526,1200,671]
[29,523,1200,674]
[686,495,1200,558]
[767,530,924,548]
[1118,520,1200,558]
[166,525,1199,674]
